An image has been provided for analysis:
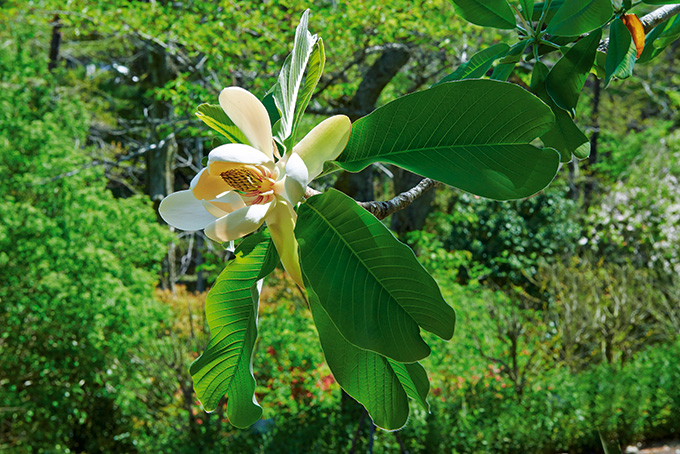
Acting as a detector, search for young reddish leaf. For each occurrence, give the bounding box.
[622,14,645,58]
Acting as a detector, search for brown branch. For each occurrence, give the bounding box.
[305,177,440,220]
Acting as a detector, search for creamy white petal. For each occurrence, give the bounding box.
[202,192,247,217]
[207,143,274,177]
[293,115,351,180]
[280,152,308,205]
[204,202,273,243]
[266,197,303,287]
[219,87,274,160]
[191,168,232,200]
[159,190,217,231]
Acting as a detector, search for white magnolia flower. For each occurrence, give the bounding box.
[159,87,351,287]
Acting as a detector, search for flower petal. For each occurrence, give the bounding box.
[204,202,273,243]
[207,143,274,176]
[159,190,217,231]
[292,115,351,180]
[266,197,303,287]
[202,192,246,218]
[191,168,231,200]
[219,87,274,160]
[279,152,308,205]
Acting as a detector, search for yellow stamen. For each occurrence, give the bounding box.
[221,166,262,193]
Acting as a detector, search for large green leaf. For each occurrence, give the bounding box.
[530,62,590,162]
[436,43,510,84]
[545,0,612,37]
[449,0,516,29]
[605,19,637,87]
[190,231,278,427]
[196,104,249,145]
[296,189,455,363]
[307,281,429,430]
[273,10,318,148]
[546,29,602,116]
[335,79,560,201]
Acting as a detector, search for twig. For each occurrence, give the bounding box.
[640,4,680,33]
[305,177,440,220]
[358,178,440,220]
[599,4,680,53]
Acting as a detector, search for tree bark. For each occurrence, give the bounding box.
[390,168,436,237]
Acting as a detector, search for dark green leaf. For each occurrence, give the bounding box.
[190,231,278,427]
[545,0,612,37]
[262,91,281,128]
[531,62,590,161]
[491,41,529,81]
[519,0,534,22]
[196,104,249,144]
[532,0,565,22]
[449,0,516,29]
[296,189,455,363]
[274,9,318,148]
[546,29,602,115]
[605,19,636,86]
[436,43,510,84]
[336,79,560,200]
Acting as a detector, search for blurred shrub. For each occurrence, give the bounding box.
[0,26,173,453]
[421,185,581,294]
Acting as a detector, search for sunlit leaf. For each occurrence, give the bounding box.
[336,79,560,200]
[196,104,249,144]
[309,283,428,431]
[296,189,456,363]
[545,0,612,37]
[190,231,278,427]
[274,10,318,149]
[449,0,516,29]
[292,39,325,141]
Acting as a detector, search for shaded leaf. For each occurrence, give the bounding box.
[296,189,455,363]
[190,231,278,427]
[336,79,560,201]
[449,0,516,29]
[546,29,602,115]
[545,0,612,37]
[519,0,534,22]
[531,62,590,161]
[605,19,636,87]
[436,43,510,84]
[491,41,529,81]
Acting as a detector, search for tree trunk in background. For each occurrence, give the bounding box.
[48,15,62,72]
[142,44,178,291]
[335,44,410,200]
[390,168,436,238]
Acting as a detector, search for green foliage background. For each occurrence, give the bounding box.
[1,0,680,453]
